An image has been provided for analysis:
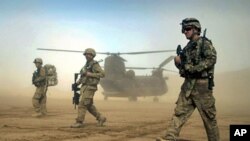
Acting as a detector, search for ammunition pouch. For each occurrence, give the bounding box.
[179,64,208,78]
[184,71,215,90]
[185,72,206,79]
[33,81,46,87]
[81,77,100,86]
[88,77,100,85]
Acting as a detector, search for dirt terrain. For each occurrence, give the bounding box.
[1,69,250,141]
[0,93,249,141]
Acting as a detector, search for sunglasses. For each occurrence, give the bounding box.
[182,27,192,33]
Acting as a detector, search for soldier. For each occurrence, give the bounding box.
[71,48,106,128]
[157,18,219,141]
[32,58,48,117]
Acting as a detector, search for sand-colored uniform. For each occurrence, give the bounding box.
[76,60,105,122]
[32,67,47,114]
[163,37,220,141]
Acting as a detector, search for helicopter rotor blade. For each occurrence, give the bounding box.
[126,67,156,70]
[158,56,175,68]
[119,50,175,55]
[162,68,178,73]
[37,48,85,53]
[37,48,175,55]
[37,48,112,55]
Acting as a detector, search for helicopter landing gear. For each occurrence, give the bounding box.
[128,96,137,102]
[104,96,108,101]
[153,97,159,102]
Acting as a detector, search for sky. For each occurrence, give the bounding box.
[0,0,250,95]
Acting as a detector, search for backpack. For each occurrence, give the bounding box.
[44,64,58,86]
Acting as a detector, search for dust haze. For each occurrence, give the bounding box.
[1,1,250,141]
[1,69,250,141]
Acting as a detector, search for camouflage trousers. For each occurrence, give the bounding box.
[76,86,102,122]
[32,86,47,114]
[164,79,220,141]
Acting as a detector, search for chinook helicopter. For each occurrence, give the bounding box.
[37,48,175,102]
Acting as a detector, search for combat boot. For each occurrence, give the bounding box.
[70,121,84,128]
[155,136,176,141]
[97,116,106,127]
[155,137,171,141]
[41,109,47,116]
[41,112,47,116]
[32,112,43,118]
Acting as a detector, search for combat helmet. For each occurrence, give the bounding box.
[33,58,43,64]
[83,48,96,57]
[181,18,201,34]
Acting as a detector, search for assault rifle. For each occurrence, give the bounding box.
[176,45,186,67]
[72,73,80,109]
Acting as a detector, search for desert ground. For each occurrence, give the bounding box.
[1,70,250,141]
[0,93,250,141]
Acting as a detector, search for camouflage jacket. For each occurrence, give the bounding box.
[32,67,46,87]
[177,37,217,97]
[77,60,105,88]
[178,37,217,78]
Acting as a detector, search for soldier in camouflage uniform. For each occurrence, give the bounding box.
[32,58,48,117]
[71,48,106,128]
[157,18,220,141]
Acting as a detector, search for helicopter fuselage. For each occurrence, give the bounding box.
[99,55,169,99]
[100,74,167,97]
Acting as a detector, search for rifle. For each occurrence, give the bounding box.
[176,45,186,73]
[201,29,214,90]
[176,45,182,56]
[201,28,207,58]
[32,71,38,85]
[72,73,80,109]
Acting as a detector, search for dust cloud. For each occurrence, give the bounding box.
[0,69,250,141]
